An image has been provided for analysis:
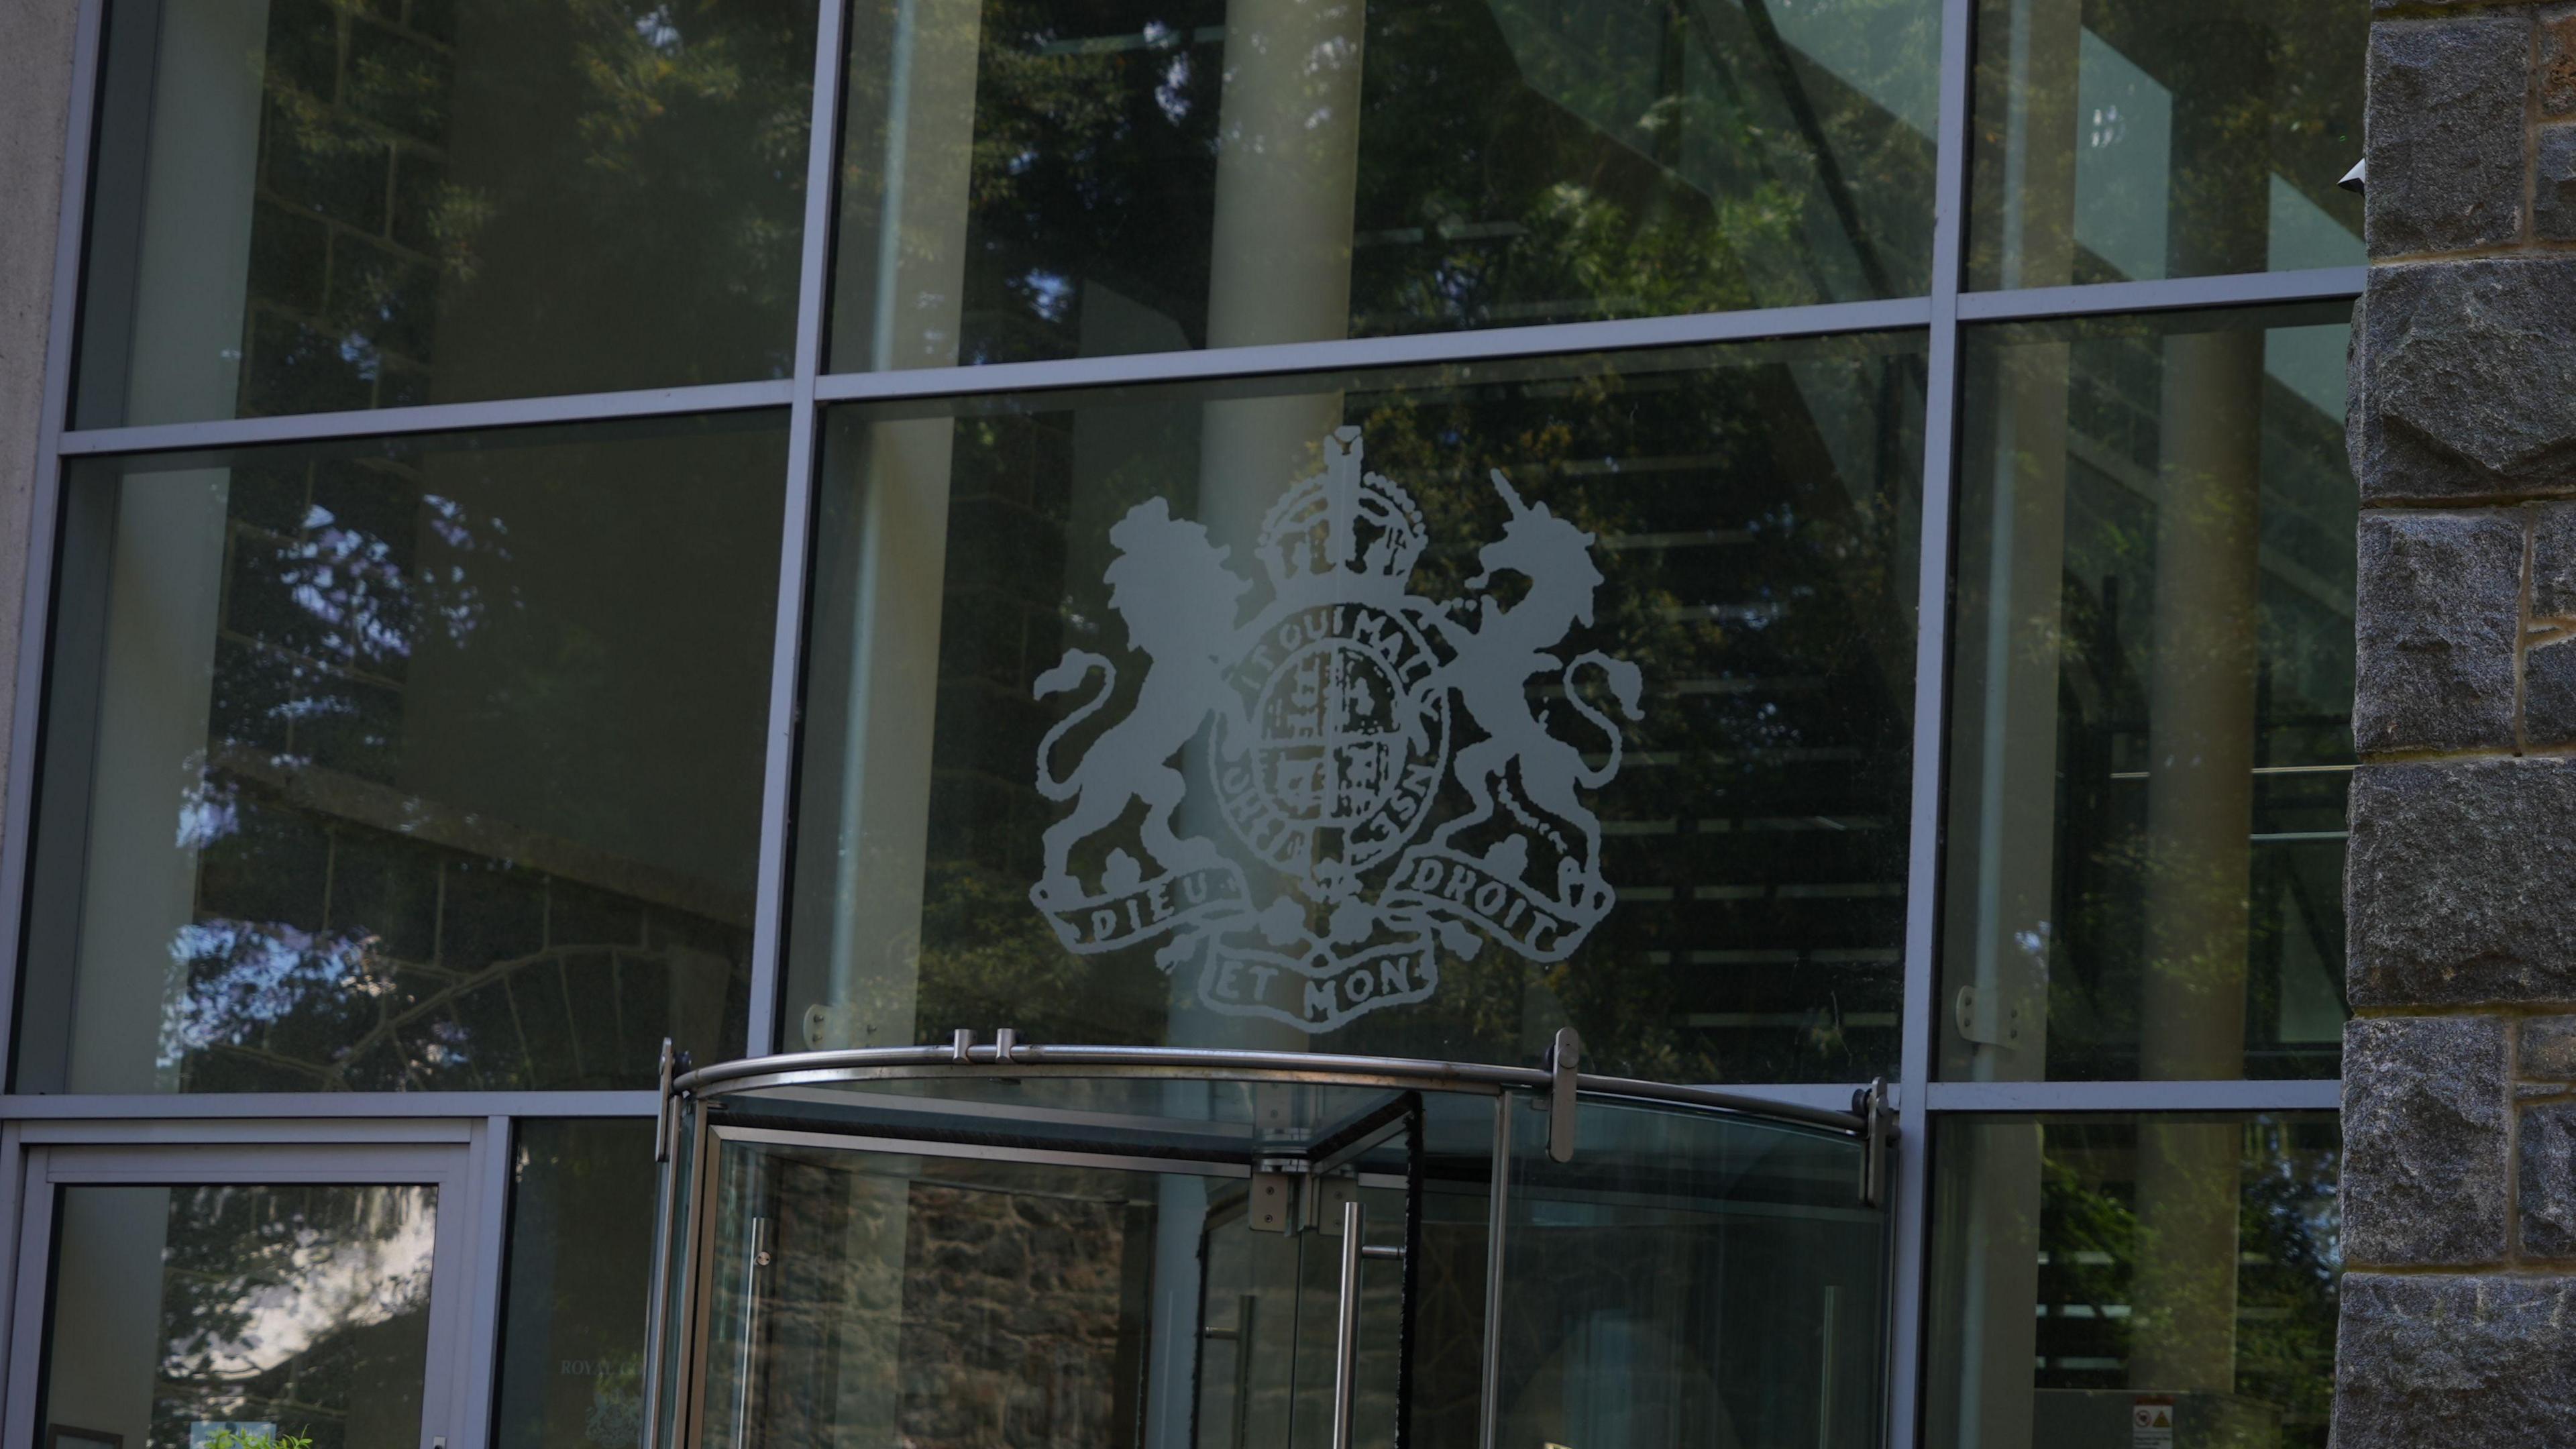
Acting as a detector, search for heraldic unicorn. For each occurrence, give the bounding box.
[1029,427,1644,1032]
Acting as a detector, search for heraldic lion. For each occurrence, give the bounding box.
[1030,498,1252,904]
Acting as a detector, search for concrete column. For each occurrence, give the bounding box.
[803,0,983,1053]
[40,1187,171,1448]
[1935,17,2076,1441]
[2130,18,2273,1393]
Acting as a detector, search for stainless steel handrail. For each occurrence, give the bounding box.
[669,1038,1868,1136]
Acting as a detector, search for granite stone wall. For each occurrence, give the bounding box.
[2337,4,2576,1444]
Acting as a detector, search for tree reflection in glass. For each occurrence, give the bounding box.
[41,1183,438,1449]
[1927,1115,2341,1449]
[23,419,787,1093]
[830,0,1939,371]
[75,0,816,428]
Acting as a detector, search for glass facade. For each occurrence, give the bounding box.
[1941,305,2355,1083]
[786,339,1925,1080]
[1966,0,2363,290]
[9,0,2368,1443]
[828,0,1939,372]
[75,0,816,427]
[1927,1114,2341,1449]
[21,417,786,1093]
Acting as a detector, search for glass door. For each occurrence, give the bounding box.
[670,1083,1434,1449]
[5,1142,482,1449]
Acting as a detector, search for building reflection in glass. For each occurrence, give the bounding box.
[1943,305,2355,1084]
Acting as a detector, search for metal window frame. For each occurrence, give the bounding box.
[0,0,2370,1444]
[1,1132,494,1449]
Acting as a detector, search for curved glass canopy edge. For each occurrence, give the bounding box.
[666,1034,1882,1139]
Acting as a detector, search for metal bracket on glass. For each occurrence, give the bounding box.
[1952,984,2025,1049]
[951,1028,976,1063]
[1544,1026,1581,1163]
[1251,1152,1313,1235]
[1854,1077,1896,1208]
[994,1027,1022,1063]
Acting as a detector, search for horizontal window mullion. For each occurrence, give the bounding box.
[1925,1078,2342,1114]
[812,297,1939,406]
[0,1091,660,1120]
[56,378,797,458]
[1957,267,2366,325]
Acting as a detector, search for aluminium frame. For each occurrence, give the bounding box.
[0,2,2367,1448]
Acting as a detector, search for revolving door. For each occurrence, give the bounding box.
[644,1038,1893,1449]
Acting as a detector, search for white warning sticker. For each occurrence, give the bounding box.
[2131,1397,2176,1449]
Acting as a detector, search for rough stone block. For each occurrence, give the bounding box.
[2357,259,2576,502]
[2527,638,2576,747]
[2337,1275,2576,1446]
[2548,6,2576,118]
[2522,1099,2576,1256]
[2348,760,2576,1007]
[2367,16,2532,256]
[2534,502,2576,620]
[2541,126,2576,242]
[2527,1015,2576,1080]
[2343,1016,2510,1266]
[2354,511,2521,753]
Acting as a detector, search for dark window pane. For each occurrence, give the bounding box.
[1942,306,2355,1082]
[41,1183,439,1449]
[74,0,815,429]
[1925,1115,2342,1449]
[786,336,1925,1082]
[1968,0,2365,289]
[495,1120,659,1449]
[21,416,786,1092]
[829,0,1939,372]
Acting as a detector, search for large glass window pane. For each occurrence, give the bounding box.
[20,416,787,1092]
[785,336,1925,1080]
[828,0,1939,372]
[1968,0,2364,290]
[1941,306,2353,1083]
[496,1120,659,1449]
[1925,1114,2341,1449]
[40,1182,439,1449]
[74,0,815,429]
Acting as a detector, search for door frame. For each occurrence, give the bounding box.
[0,1119,503,1449]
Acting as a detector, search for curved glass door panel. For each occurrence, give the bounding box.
[1496,1095,1890,1449]
[649,1073,1889,1449]
[668,1088,1432,1449]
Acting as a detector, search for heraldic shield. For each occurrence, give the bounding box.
[1028,427,1645,1032]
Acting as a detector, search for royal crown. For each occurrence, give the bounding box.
[1256,427,1429,588]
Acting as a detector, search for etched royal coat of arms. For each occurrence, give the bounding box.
[1028,426,1644,1032]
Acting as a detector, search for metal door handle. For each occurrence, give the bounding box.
[1332,1199,1368,1449]
[1330,1198,1407,1449]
